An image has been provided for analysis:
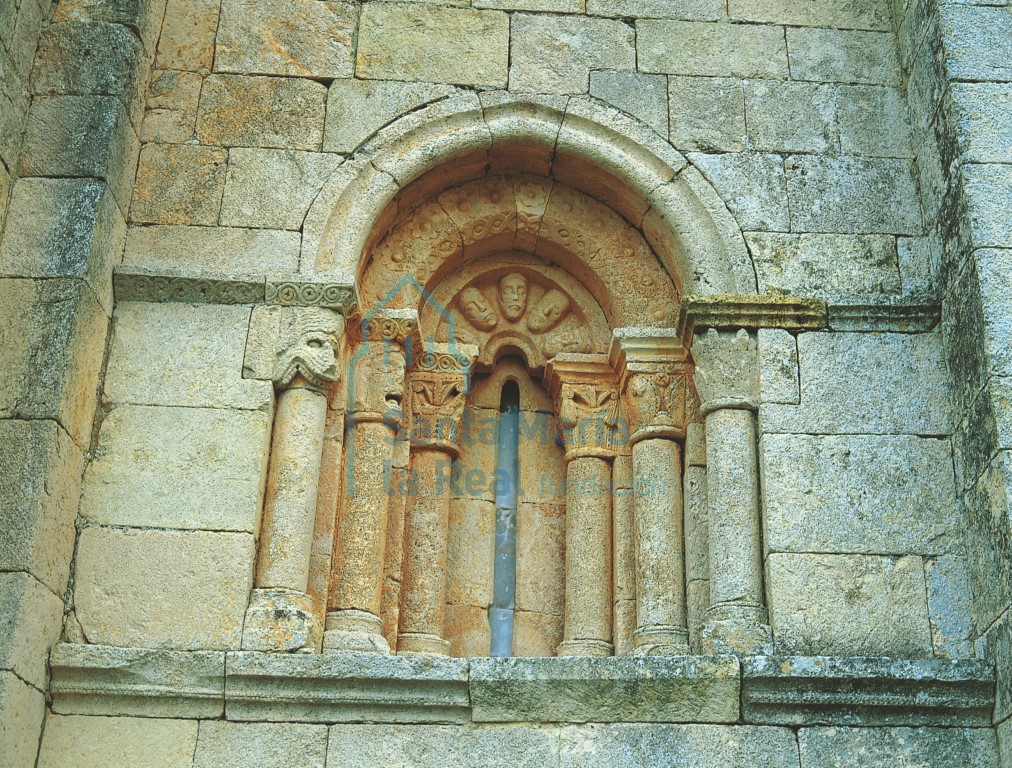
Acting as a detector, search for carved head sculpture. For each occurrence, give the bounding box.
[497,273,529,322]
[350,344,406,420]
[458,286,498,331]
[274,308,343,390]
[526,288,571,334]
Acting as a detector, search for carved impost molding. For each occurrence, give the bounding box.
[409,344,478,457]
[266,280,358,315]
[545,354,621,461]
[677,294,828,345]
[609,329,691,444]
[243,306,345,392]
[349,308,419,349]
[691,328,759,416]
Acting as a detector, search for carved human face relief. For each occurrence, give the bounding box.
[457,287,498,332]
[526,288,571,334]
[498,273,529,322]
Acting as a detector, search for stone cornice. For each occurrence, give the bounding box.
[678,294,828,343]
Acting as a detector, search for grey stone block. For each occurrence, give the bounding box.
[836,85,912,158]
[785,155,922,235]
[0,671,46,768]
[729,0,891,30]
[53,0,167,53]
[787,28,900,85]
[37,713,198,768]
[688,152,789,231]
[0,572,64,691]
[964,453,1012,636]
[939,4,1012,83]
[925,556,975,660]
[559,723,800,767]
[225,652,470,724]
[757,328,798,405]
[760,434,958,556]
[798,726,998,767]
[122,224,301,276]
[587,0,723,19]
[960,163,1012,249]
[470,656,740,724]
[760,332,952,436]
[945,82,1012,165]
[589,71,668,137]
[637,19,789,78]
[50,643,226,719]
[976,603,1012,724]
[194,721,328,768]
[744,81,837,154]
[326,724,559,768]
[742,656,995,726]
[668,76,745,152]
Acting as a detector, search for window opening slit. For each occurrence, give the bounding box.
[490,379,520,657]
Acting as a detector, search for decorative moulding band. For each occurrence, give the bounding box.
[113,268,359,314]
[48,644,994,727]
[678,294,829,341]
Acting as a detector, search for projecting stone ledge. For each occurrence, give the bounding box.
[224,652,471,724]
[470,656,741,724]
[742,656,994,727]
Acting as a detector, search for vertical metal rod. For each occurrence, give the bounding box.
[490,380,520,657]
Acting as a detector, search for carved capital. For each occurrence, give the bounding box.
[546,354,621,460]
[266,280,358,315]
[408,346,476,456]
[243,306,344,392]
[624,364,692,443]
[691,328,759,415]
[348,343,407,426]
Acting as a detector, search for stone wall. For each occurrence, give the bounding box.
[0,0,1009,766]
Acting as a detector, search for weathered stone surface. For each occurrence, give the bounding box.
[729,0,890,30]
[559,723,800,767]
[32,22,145,123]
[742,656,996,726]
[52,0,165,53]
[194,721,328,768]
[0,671,45,768]
[589,71,668,137]
[0,177,125,311]
[130,143,227,226]
[0,278,110,448]
[965,452,1012,635]
[668,76,745,152]
[785,155,922,235]
[946,83,1012,165]
[798,726,998,767]
[20,95,140,212]
[123,224,301,275]
[766,553,932,657]
[155,0,219,72]
[81,404,271,532]
[925,556,975,660]
[0,419,83,594]
[837,85,911,158]
[976,605,1012,724]
[746,232,899,300]
[939,4,1012,83]
[688,152,789,231]
[787,28,900,85]
[0,572,63,691]
[105,302,271,410]
[760,332,952,435]
[357,5,509,87]
[952,375,1012,495]
[961,163,1012,249]
[216,0,355,78]
[757,329,798,405]
[637,20,789,78]
[220,148,341,230]
[976,248,1012,380]
[50,643,226,719]
[324,79,455,153]
[470,656,740,723]
[477,0,579,10]
[225,652,470,723]
[141,69,202,143]
[509,14,635,95]
[37,714,198,768]
[744,81,836,154]
[327,724,559,768]
[74,527,255,649]
[587,0,723,19]
[761,434,958,555]
[196,74,327,150]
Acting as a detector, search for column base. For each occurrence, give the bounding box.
[556,639,614,658]
[701,604,773,656]
[241,589,321,653]
[322,609,391,654]
[632,625,689,656]
[397,632,451,657]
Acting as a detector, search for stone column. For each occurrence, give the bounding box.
[624,364,692,656]
[242,308,344,652]
[397,347,472,656]
[693,328,773,655]
[324,313,415,654]
[548,356,619,658]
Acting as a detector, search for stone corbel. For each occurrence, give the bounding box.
[242,307,345,653]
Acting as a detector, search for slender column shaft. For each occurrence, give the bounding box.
[611,454,635,656]
[256,386,328,592]
[558,456,613,657]
[632,438,688,652]
[397,449,453,655]
[704,408,763,609]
